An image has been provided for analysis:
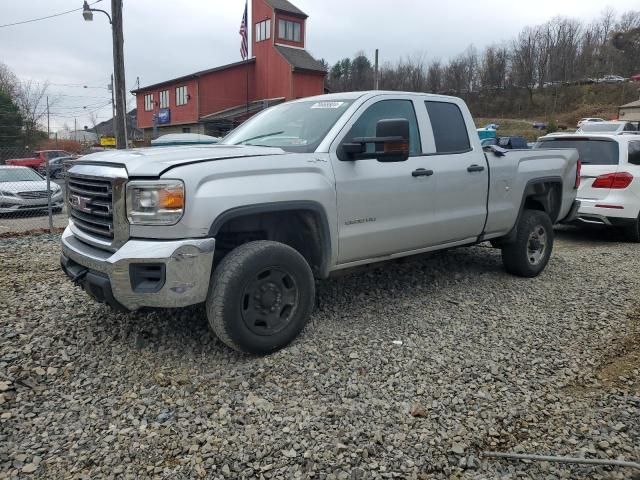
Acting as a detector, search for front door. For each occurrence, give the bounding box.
[330,98,438,264]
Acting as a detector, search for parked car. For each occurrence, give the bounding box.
[151,133,220,147]
[532,121,547,130]
[481,136,529,149]
[0,166,64,214]
[60,91,579,354]
[577,117,606,128]
[534,133,640,241]
[631,73,640,82]
[577,121,637,135]
[597,75,626,84]
[39,156,77,179]
[5,150,73,170]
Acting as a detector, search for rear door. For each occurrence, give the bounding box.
[536,137,620,200]
[420,100,489,244]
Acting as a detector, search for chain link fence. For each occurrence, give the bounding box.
[0,146,70,237]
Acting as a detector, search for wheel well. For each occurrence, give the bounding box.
[522,181,562,223]
[495,180,562,246]
[213,209,328,278]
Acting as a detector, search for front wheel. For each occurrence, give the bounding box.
[501,210,554,278]
[206,241,315,355]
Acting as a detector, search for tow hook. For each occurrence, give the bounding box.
[70,268,88,286]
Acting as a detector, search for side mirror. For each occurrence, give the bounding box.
[339,118,410,162]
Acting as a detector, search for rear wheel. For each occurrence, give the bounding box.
[622,216,640,243]
[206,240,315,355]
[501,210,554,277]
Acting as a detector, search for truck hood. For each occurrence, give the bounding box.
[75,145,287,177]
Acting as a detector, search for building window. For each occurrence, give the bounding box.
[182,127,191,133]
[176,86,188,106]
[278,19,301,42]
[144,94,153,111]
[255,19,271,42]
[159,90,169,109]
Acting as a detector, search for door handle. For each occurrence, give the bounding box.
[467,164,485,173]
[412,168,434,177]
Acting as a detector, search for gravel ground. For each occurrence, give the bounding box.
[1,228,639,479]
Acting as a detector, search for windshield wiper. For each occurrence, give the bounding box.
[238,131,285,145]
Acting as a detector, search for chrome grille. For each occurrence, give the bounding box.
[18,190,50,199]
[67,175,114,240]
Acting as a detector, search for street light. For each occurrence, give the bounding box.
[82,0,128,149]
[82,1,111,23]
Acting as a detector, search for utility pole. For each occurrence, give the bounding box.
[109,75,115,138]
[74,118,77,142]
[111,0,127,149]
[46,96,50,138]
[374,49,380,90]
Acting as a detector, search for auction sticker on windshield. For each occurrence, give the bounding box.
[311,101,346,109]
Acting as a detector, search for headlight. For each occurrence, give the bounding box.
[0,191,16,197]
[126,180,185,225]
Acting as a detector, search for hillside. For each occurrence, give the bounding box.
[466,82,639,139]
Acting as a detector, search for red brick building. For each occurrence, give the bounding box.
[132,0,326,138]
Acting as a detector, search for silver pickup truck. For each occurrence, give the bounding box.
[61,91,580,354]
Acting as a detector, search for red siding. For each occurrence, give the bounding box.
[252,0,295,100]
[292,71,325,99]
[198,63,257,117]
[136,78,198,129]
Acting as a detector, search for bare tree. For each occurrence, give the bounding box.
[0,63,18,97]
[15,80,52,142]
[426,60,443,93]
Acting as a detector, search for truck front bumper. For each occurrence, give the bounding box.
[60,227,215,311]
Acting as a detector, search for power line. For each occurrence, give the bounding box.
[0,0,103,29]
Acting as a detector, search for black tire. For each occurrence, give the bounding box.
[206,240,315,355]
[501,210,554,278]
[622,217,640,243]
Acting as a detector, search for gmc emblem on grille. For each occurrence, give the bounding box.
[69,194,93,213]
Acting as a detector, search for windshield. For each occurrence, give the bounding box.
[0,168,44,182]
[534,138,619,165]
[221,100,354,153]
[579,123,621,132]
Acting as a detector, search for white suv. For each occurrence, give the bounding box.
[535,134,640,241]
[577,117,605,128]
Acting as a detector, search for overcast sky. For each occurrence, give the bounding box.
[1,0,637,131]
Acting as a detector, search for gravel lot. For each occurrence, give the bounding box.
[1,229,639,479]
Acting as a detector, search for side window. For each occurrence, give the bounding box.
[425,101,471,153]
[346,100,421,155]
[629,141,640,166]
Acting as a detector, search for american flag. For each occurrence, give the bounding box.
[239,1,248,60]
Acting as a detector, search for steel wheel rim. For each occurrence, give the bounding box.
[240,267,299,336]
[527,225,547,265]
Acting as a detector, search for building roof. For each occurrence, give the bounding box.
[620,100,640,108]
[132,59,255,93]
[275,45,326,73]
[264,0,307,18]
[200,97,286,122]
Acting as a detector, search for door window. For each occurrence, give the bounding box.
[425,101,471,153]
[346,100,421,155]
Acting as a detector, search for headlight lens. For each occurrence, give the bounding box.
[0,190,16,197]
[126,180,185,225]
